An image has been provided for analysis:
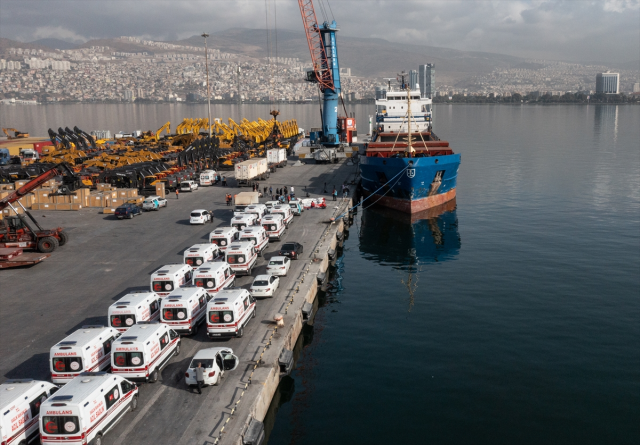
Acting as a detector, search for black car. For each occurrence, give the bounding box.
[278,242,303,259]
[115,203,142,219]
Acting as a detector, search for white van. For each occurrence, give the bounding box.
[193,262,235,296]
[50,326,121,384]
[39,373,138,445]
[199,169,216,186]
[206,289,256,338]
[108,292,162,332]
[261,214,286,241]
[225,241,258,276]
[160,287,210,335]
[1,379,58,445]
[184,243,221,269]
[180,180,198,192]
[271,205,294,226]
[239,226,269,256]
[184,348,239,387]
[230,213,258,231]
[209,227,239,251]
[111,322,181,383]
[244,204,268,223]
[150,264,193,296]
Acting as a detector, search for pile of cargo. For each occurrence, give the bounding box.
[0,179,167,219]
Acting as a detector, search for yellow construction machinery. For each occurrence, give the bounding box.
[2,128,29,139]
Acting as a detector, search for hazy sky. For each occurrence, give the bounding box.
[1,0,639,64]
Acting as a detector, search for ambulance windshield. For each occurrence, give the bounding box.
[42,416,80,435]
[113,351,144,367]
[153,280,175,292]
[195,277,217,289]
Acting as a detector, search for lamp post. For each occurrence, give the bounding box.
[201,32,212,138]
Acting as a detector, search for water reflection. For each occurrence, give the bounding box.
[594,105,619,142]
[359,199,461,311]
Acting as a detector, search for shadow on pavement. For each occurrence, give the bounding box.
[5,352,50,381]
[65,316,108,334]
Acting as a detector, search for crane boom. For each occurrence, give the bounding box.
[297,0,343,146]
[298,0,334,91]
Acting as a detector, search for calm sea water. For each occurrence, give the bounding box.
[267,105,640,445]
[3,104,639,444]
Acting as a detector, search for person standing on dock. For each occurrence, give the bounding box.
[195,362,204,394]
[332,187,337,201]
[222,176,227,187]
[175,188,179,199]
[269,186,273,196]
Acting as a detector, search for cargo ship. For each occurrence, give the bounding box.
[359,74,460,213]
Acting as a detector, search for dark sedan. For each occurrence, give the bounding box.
[278,242,303,259]
[115,203,142,219]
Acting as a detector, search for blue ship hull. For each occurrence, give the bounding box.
[359,154,461,213]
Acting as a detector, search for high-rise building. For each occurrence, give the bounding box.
[418,64,435,98]
[409,70,419,92]
[633,82,640,93]
[596,72,619,94]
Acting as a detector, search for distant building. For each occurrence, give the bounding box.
[596,72,619,94]
[418,64,435,98]
[124,89,135,101]
[339,67,351,77]
[409,70,419,92]
[375,86,387,100]
[136,88,145,99]
[633,82,640,93]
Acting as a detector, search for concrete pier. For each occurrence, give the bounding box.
[0,160,356,445]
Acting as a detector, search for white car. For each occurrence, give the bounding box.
[184,347,239,387]
[250,274,280,298]
[190,209,213,224]
[266,256,291,276]
[180,180,198,192]
[142,195,168,211]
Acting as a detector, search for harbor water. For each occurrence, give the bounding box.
[3,104,639,444]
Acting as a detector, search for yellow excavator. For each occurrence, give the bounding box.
[3,128,29,139]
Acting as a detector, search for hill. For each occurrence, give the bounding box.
[29,38,79,50]
[175,28,525,83]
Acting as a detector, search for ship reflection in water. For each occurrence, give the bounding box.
[359,199,461,310]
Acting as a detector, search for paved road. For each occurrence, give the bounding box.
[0,160,356,444]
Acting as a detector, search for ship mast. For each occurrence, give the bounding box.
[399,71,415,158]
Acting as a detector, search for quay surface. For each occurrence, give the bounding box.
[0,160,356,445]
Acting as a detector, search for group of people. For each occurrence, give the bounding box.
[269,185,295,202]
[329,183,349,201]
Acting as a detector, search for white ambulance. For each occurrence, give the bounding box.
[107,292,162,332]
[183,243,221,269]
[199,169,216,186]
[243,204,268,223]
[224,241,258,276]
[270,205,294,226]
[150,264,193,296]
[209,226,239,251]
[239,226,269,256]
[261,214,286,241]
[160,287,210,335]
[0,379,58,445]
[39,372,138,445]
[230,213,258,231]
[111,322,181,383]
[193,262,235,296]
[50,326,121,384]
[206,289,256,338]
